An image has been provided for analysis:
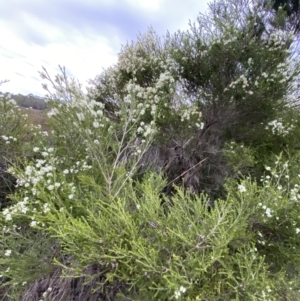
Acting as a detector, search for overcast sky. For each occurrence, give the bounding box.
[0,0,209,97]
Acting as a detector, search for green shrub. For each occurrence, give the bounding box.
[0,93,46,210]
[1,0,300,300]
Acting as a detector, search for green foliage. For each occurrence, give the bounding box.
[223,142,256,175]
[1,0,300,300]
[0,93,45,211]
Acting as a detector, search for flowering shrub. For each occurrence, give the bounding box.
[2,146,300,300]
[1,0,300,300]
[223,141,256,174]
[0,94,43,165]
[0,92,46,212]
[265,118,294,136]
[1,75,300,301]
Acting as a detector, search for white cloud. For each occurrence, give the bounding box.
[20,12,65,43]
[125,0,162,11]
[0,34,118,96]
[0,0,209,96]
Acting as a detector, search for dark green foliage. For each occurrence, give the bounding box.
[270,0,299,16]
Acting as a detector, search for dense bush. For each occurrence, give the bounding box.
[1,0,300,300]
[0,92,46,211]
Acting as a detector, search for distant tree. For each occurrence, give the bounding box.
[263,0,300,33]
[271,0,299,16]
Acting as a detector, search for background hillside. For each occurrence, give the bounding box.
[0,91,46,110]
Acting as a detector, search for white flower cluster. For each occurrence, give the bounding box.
[260,164,287,189]
[223,35,237,46]
[1,135,17,144]
[0,94,23,127]
[180,106,202,126]
[48,96,106,125]
[46,94,114,157]
[174,286,187,299]
[257,230,266,246]
[258,202,273,218]
[257,163,300,228]
[2,197,30,221]
[290,183,300,202]
[226,73,254,95]
[0,93,16,105]
[265,119,294,136]
[86,29,205,147]
[238,184,247,193]
[267,29,295,48]
[89,29,186,122]
[260,286,273,300]
[221,28,298,100]
[258,58,296,88]
[41,287,53,300]
[4,249,12,257]
[121,68,176,114]
[15,148,58,189]
[47,107,59,118]
[3,146,91,224]
[136,121,155,138]
[276,62,291,84]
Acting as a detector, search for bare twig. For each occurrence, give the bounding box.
[166,158,207,187]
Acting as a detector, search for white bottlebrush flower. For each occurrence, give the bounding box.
[47,108,58,117]
[265,208,272,218]
[238,184,247,193]
[124,95,131,104]
[179,286,186,293]
[137,127,144,134]
[4,249,12,257]
[43,203,50,213]
[47,185,54,191]
[5,213,12,221]
[174,286,187,299]
[93,121,100,128]
[30,220,38,227]
[96,110,103,116]
[8,99,17,105]
[174,291,181,299]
